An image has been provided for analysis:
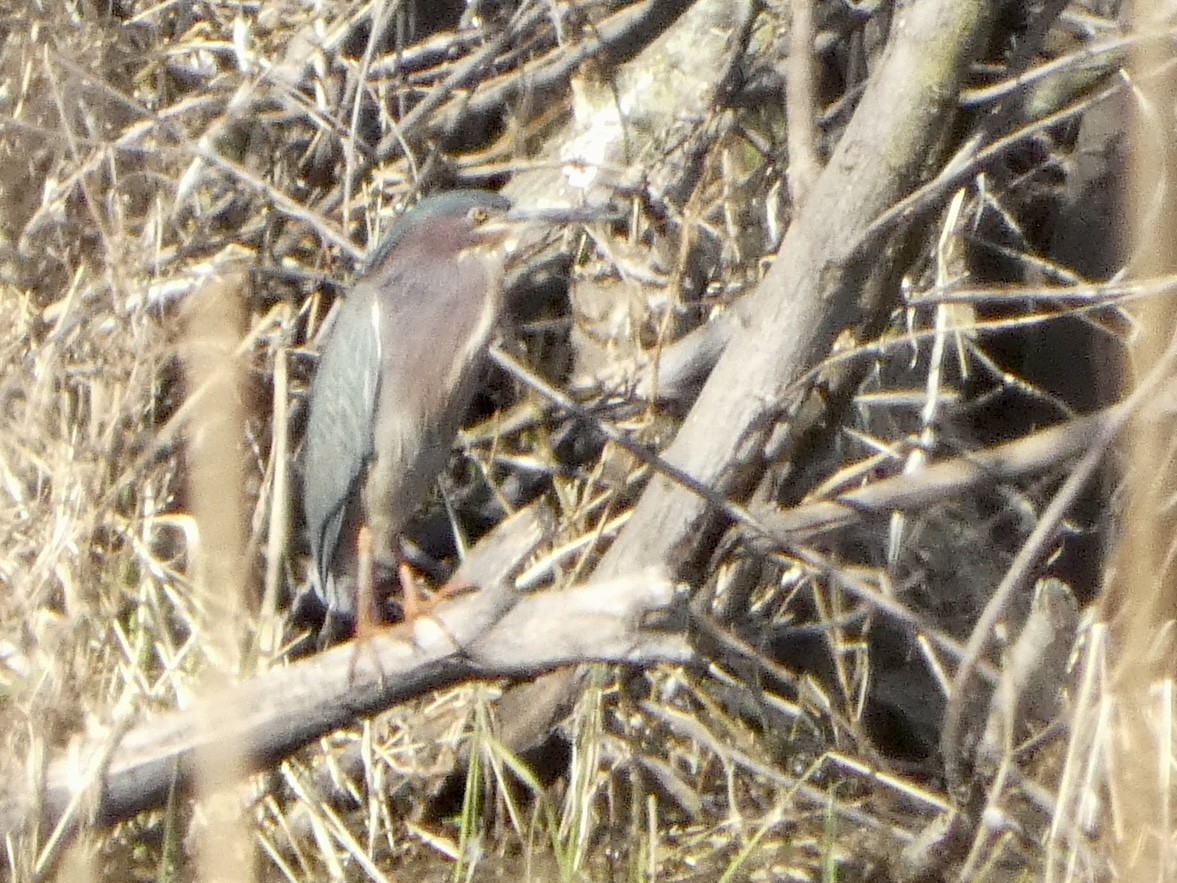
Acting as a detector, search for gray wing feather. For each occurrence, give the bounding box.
[302,291,381,604]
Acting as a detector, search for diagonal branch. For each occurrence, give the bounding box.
[0,506,689,850]
[595,0,999,583]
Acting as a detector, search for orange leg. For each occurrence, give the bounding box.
[355,525,379,638]
[348,526,382,683]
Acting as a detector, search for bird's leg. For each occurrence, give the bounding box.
[347,526,385,684]
[355,524,380,638]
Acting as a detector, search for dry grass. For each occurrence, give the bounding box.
[0,1,1172,881]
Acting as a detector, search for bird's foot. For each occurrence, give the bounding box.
[399,562,475,622]
[345,534,476,683]
[397,562,477,652]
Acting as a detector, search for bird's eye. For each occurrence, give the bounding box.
[469,206,490,224]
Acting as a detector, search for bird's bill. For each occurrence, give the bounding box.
[503,203,623,225]
[472,202,620,253]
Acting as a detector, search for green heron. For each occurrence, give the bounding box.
[302,189,596,642]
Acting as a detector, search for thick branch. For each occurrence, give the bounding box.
[596,0,998,581]
[488,0,999,762]
[0,507,688,847]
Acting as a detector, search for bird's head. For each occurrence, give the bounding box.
[364,189,618,275]
[363,190,513,274]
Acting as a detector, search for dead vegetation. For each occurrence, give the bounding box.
[0,0,1173,880]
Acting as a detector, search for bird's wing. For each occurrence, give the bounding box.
[302,291,382,595]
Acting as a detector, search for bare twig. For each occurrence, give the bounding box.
[752,407,1121,546]
[785,0,822,206]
